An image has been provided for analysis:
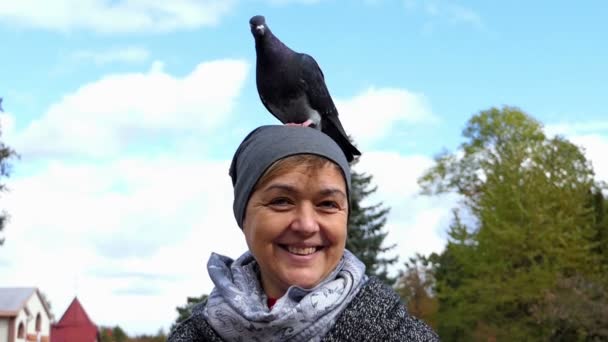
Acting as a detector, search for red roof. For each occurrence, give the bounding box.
[51,297,98,342]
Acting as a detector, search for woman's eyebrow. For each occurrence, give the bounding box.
[262,184,346,198]
[262,183,298,194]
[319,188,347,199]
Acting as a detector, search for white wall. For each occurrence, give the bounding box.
[24,292,51,337]
[0,318,9,342]
[8,290,52,342]
[14,308,28,342]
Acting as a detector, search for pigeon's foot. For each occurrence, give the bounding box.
[301,119,314,127]
[285,119,314,127]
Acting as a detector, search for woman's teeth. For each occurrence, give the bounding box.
[287,246,317,255]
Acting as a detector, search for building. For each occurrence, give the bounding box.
[0,287,53,342]
[50,297,98,342]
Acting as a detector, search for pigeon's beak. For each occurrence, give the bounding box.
[255,24,265,35]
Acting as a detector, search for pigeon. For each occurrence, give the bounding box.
[0,97,3,112]
[249,15,361,162]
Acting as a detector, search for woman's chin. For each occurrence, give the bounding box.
[280,268,331,290]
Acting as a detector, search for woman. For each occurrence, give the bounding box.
[169,125,438,341]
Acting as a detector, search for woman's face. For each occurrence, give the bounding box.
[242,163,348,298]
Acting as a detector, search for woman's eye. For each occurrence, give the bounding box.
[319,201,339,210]
[269,197,292,206]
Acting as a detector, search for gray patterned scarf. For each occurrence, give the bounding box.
[203,249,367,342]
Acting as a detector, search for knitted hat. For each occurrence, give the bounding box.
[229,125,351,228]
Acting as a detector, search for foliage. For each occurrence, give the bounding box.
[129,329,167,342]
[0,121,17,245]
[531,274,608,340]
[347,165,398,285]
[99,326,128,342]
[395,253,438,329]
[417,106,608,340]
[99,326,167,342]
[171,294,208,332]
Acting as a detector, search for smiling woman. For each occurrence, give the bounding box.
[168,125,438,342]
[243,155,349,299]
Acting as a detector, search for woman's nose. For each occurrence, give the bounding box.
[290,203,319,234]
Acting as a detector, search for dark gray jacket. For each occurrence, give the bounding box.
[168,277,439,342]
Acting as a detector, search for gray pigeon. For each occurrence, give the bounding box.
[249,15,361,162]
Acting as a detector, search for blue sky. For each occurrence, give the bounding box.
[1,0,607,335]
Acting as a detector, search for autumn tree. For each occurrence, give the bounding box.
[395,253,438,329]
[99,326,129,342]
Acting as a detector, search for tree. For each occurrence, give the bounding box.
[347,166,398,285]
[112,326,129,342]
[395,254,438,329]
[99,327,113,342]
[590,188,608,269]
[0,120,17,245]
[99,326,129,342]
[531,274,608,340]
[129,328,167,342]
[171,294,208,332]
[418,106,604,340]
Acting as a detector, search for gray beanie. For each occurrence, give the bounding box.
[229,125,351,229]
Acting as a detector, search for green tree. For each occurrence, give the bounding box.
[171,294,208,332]
[112,326,129,342]
[0,121,17,245]
[419,106,604,340]
[347,167,397,285]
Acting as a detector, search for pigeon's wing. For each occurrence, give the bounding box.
[258,92,284,123]
[298,54,350,136]
[297,54,335,115]
[297,54,361,161]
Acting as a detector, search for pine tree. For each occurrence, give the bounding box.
[346,166,397,285]
[170,294,208,332]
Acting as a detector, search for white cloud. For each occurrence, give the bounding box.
[0,0,235,33]
[336,87,437,146]
[545,121,608,183]
[354,151,456,271]
[14,59,249,159]
[0,156,247,334]
[1,54,250,333]
[71,46,150,65]
[546,120,608,137]
[568,134,608,184]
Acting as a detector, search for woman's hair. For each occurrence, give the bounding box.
[254,154,342,192]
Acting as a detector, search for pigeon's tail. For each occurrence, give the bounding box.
[322,118,361,163]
